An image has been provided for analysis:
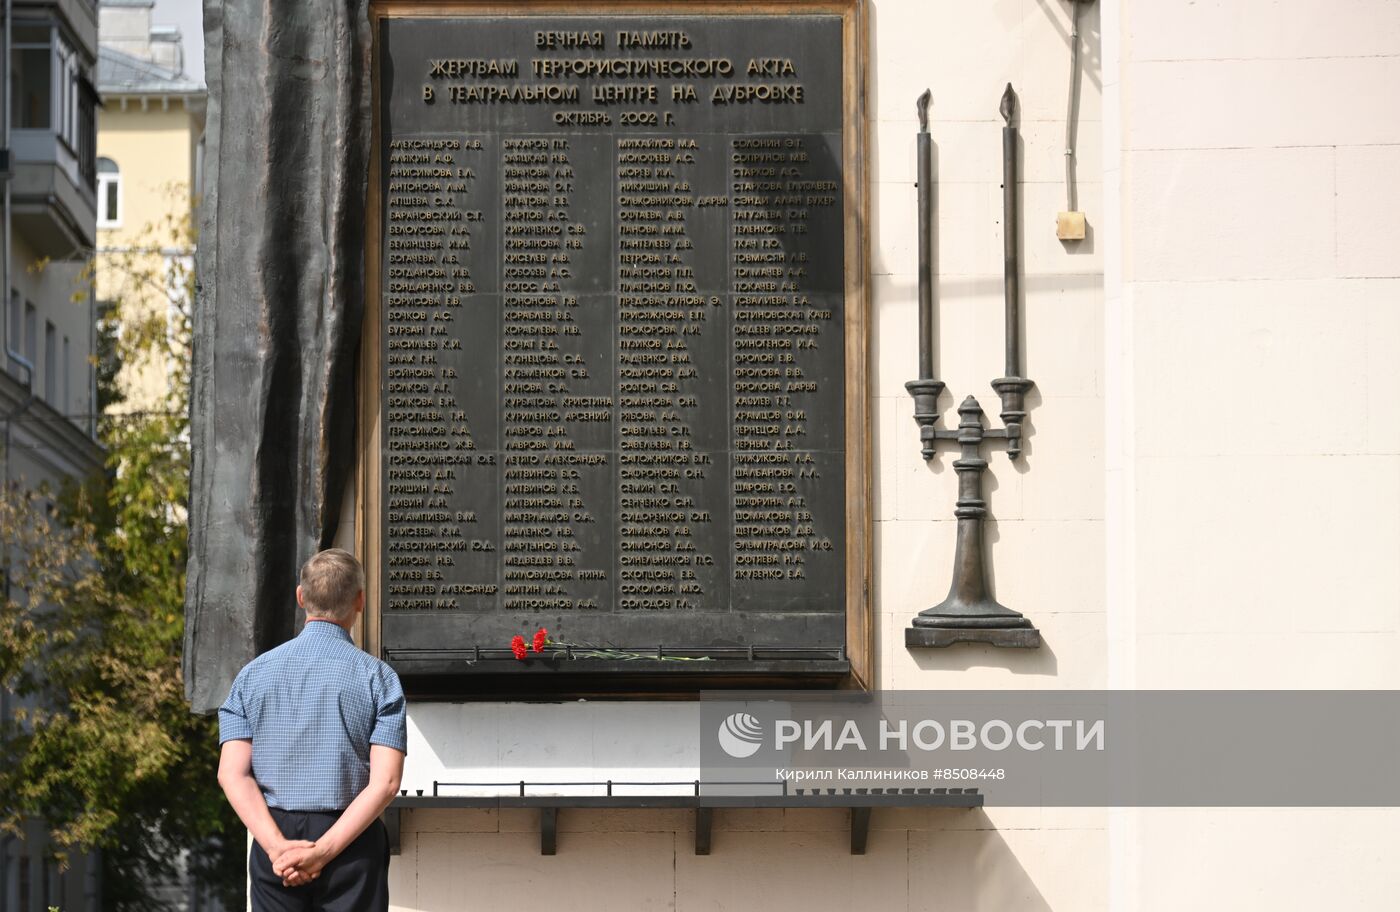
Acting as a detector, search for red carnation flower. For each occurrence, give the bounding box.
[532,627,548,653]
[510,634,528,660]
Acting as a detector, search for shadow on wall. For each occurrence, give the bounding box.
[906,813,1059,911]
[869,272,1080,677]
[1033,0,1103,93]
[910,634,1060,676]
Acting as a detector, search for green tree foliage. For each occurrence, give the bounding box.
[0,208,243,909]
[94,298,124,414]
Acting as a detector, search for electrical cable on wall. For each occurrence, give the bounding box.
[1065,0,1081,211]
[1057,0,1089,240]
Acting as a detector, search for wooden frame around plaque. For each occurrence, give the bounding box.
[358,0,872,694]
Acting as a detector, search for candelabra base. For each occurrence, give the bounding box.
[906,597,1041,648]
[905,625,1041,649]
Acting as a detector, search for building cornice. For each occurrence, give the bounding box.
[100,92,207,115]
[0,373,105,482]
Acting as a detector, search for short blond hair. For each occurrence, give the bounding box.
[299,549,365,621]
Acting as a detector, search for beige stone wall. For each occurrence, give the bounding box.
[353,1,1400,908]
[1106,1,1400,908]
[380,1,1113,908]
[388,807,1105,911]
[1111,0,1400,683]
[872,0,1106,693]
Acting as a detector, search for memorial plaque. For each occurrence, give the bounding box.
[365,0,869,693]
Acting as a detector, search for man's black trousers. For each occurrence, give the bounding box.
[249,807,390,912]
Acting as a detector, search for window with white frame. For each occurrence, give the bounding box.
[56,35,80,152]
[97,157,121,227]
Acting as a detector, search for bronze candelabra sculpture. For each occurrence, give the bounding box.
[904,85,1041,649]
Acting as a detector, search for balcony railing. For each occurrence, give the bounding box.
[11,128,97,258]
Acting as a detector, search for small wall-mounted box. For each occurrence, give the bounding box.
[1056,211,1086,241]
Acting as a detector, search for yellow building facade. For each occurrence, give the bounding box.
[94,0,203,412]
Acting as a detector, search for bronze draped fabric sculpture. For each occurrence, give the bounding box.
[183,0,373,713]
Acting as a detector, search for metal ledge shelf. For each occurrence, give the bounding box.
[387,645,853,697]
[393,662,852,699]
[386,782,983,856]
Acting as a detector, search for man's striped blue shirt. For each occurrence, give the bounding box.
[218,620,408,811]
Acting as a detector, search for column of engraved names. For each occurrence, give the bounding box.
[500,135,613,613]
[384,136,494,613]
[728,134,844,611]
[615,135,726,616]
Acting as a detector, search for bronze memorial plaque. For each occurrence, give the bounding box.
[366,1,869,693]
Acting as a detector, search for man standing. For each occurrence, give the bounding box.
[217,549,406,911]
